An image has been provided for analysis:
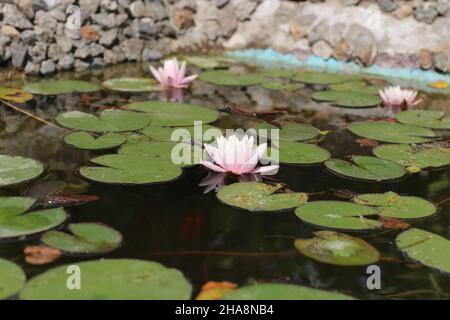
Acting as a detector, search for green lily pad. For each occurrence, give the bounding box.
[102,77,163,92]
[292,72,357,85]
[0,155,44,187]
[79,154,183,185]
[325,156,406,181]
[183,55,234,69]
[41,223,122,255]
[199,70,265,86]
[0,258,26,299]
[294,231,380,266]
[126,101,219,126]
[258,68,297,79]
[142,124,222,142]
[396,228,450,274]
[267,141,330,165]
[56,110,150,133]
[0,197,67,239]
[224,283,354,300]
[22,80,99,95]
[216,182,308,212]
[252,122,320,141]
[295,201,381,231]
[20,259,192,299]
[353,192,436,220]
[261,81,303,92]
[64,132,126,150]
[373,144,450,169]
[348,121,436,144]
[312,90,381,108]
[329,81,382,94]
[0,87,33,103]
[395,110,450,129]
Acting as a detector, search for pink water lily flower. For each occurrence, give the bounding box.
[200,135,279,176]
[150,58,198,89]
[379,86,422,108]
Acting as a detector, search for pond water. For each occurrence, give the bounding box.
[1,59,450,299]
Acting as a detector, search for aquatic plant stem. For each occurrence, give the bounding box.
[1,99,67,131]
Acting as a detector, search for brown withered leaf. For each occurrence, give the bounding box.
[24,245,62,265]
[333,189,358,199]
[196,281,237,300]
[356,138,379,148]
[378,217,410,230]
[229,105,285,121]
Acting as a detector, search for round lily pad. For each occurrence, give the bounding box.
[79,154,183,185]
[183,55,234,69]
[267,141,330,165]
[258,68,297,79]
[126,101,219,126]
[329,81,382,94]
[395,110,450,129]
[64,132,126,150]
[0,197,68,240]
[216,182,308,212]
[353,192,436,220]
[348,121,436,144]
[292,72,357,85]
[199,70,265,86]
[396,228,450,274]
[294,231,380,266]
[142,124,222,142]
[56,109,150,133]
[325,156,406,181]
[0,87,33,103]
[0,154,44,187]
[312,90,381,108]
[20,259,192,299]
[295,201,381,231]
[0,258,26,299]
[102,77,163,92]
[261,81,303,92]
[22,80,99,95]
[373,144,450,169]
[41,223,122,255]
[224,283,354,300]
[253,122,320,141]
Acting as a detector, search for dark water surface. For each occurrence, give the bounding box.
[1,62,450,299]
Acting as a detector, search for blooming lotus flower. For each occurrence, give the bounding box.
[150,58,198,89]
[379,86,422,108]
[200,135,279,176]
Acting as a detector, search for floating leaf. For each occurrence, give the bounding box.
[22,80,99,95]
[216,182,308,212]
[252,122,320,141]
[395,110,450,129]
[292,72,357,85]
[183,55,234,69]
[199,70,265,86]
[267,141,330,165]
[261,81,303,92]
[258,68,297,79]
[0,197,67,240]
[348,121,436,144]
[127,101,219,126]
[329,81,382,94]
[294,231,380,266]
[64,132,126,150]
[295,201,381,231]
[142,124,222,142]
[0,155,44,187]
[224,283,355,300]
[373,144,450,169]
[312,90,381,108]
[353,192,436,220]
[102,77,162,92]
[0,87,33,103]
[196,281,237,300]
[79,154,183,185]
[0,258,26,299]
[24,245,62,265]
[396,228,450,274]
[56,110,150,133]
[20,259,192,299]
[325,156,406,181]
[378,217,410,230]
[41,223,122,255]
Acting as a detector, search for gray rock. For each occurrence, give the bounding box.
[117,0,130,8]
[9,41,27,67]
[232,0,259,21]
[341,0,360,6]
[33,25,54,42]
[34,10,58,30]
[103,49,119,64]
[74,45,89,59]
[119,38,144,61]
[308,20,330,45]
[92,13,116,29]
[437,0,449,16]
[40,59,56,74]
[58,53,75,70]
[99,29,117,46]
[20,29,37,44]
[312,40,332,60]
[346,25,377,66]
[434,52,450,73]
[49,9,66,22]
[79,0,101,21]
[377,0,396,12]
[24,61,40,74]
[122,19,140,38]
[91,57,105,68]
[138,18,155,38]
[115,13,128,26]
[28,42,48,63]
[215,0,229,8]
[18,0,34,19]
[155,21,176,38]
[47,43,60,61]
[130,0,168,20]
[142,47,162,61]
[2,4,33,29]
[217,7,238,38]
[55,36,72,53]
[414,4,439,24]
[1,25,20,39]
[64,24,81,40]
[88,43,104,57]
[74,59,90,72]
[419,48,433,69]
[101,0,118,11]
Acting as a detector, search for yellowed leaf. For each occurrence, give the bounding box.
[195,281,237,300]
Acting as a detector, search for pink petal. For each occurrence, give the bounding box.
[252,165,279,175]
[200,160,226,173]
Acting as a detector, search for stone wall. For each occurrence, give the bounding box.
[0,0,449,75]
